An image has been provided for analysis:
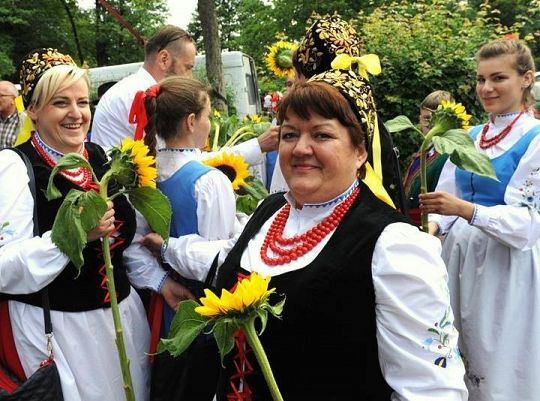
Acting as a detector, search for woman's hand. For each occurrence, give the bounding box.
[419,191,475,222]
[87,201,116,241]
[140,232,165,258]
[160,277,195,310]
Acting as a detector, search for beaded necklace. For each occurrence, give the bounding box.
[479,111,523,149]
[260,186,360,266]
[31,132,93,189]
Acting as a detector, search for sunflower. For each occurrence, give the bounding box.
[266,40,296,78]
[120,138,157,188]
[195,273,275,317]
[203,152,250,190]
[432,100,472,131]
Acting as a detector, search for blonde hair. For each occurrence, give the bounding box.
[420,90,454,110]
[29,64,90,112]
[476,39,536,107]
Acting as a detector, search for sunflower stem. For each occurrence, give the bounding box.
[223,126,250,148]
[212,121,221,151]
[241,318,283,401]
[419,125,444,233]
[99,175,135,401]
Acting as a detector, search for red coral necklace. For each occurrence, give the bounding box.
[31,132,93,189]
[260,186,360,266]
[479,111,523,149]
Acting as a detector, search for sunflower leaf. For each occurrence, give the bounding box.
[255,309,269,335]
[267,296,286,318]
[385,115,416,133]
[128,186,172,239]
[46,153,93,201]
[213,320,236,366]
[432,130,498,180]
[50,189,92,269]
[158,299,208,356]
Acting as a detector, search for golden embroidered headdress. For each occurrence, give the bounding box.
[295,14,362,78]
[18,48,76,107]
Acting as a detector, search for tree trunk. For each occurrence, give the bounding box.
[95,0,108,66]
[198,0,228,114]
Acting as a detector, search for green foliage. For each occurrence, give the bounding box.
[50,189,108,269]
[0,0,167,80]
[128,186,171,240]
[158,300,209,356]
[46,153,94,200]
[432,130,497,180]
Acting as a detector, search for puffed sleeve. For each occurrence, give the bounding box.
[372,222,468,401]
[0,149,69,294]
[123,210,168,292]
[470,134,540,249]
[195,169,237,240]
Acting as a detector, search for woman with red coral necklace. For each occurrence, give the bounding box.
[143,70,468,401]
[0,48,165,401]
[420,39,540,401]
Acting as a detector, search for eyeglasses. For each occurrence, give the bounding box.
[0,94,16,97]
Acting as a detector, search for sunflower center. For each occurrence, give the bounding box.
[216,165,238,182]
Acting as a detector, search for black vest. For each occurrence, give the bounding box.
[216,181,409,401]
[7,141,135,311]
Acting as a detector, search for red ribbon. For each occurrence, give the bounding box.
[128,84,161,140]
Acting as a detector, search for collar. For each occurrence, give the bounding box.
[284,179,359,210]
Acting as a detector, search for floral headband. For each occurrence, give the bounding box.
[18,48,76,107]
[128,84,161,140]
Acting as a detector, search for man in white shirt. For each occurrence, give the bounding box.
[91,24,278,162]
[91,25,197,149]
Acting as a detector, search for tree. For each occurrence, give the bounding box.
[198,0,228,113]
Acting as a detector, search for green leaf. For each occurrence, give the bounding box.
[236,194,259,215]
[128,186,172,239]
[79,191,108,232]
[385,115,416,133]
[213,319,236,365]
[46,153,94,201]
[267,296,286,318]
[432,130,498,180]
[50,189,90,269]
[158,299,208,356]
[255,309,269,335]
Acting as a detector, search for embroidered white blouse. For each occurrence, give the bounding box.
[161,181,468,401]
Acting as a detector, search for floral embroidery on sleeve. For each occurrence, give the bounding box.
[422,308,462,368]
[0,221,15,248]
[519,167,540,211]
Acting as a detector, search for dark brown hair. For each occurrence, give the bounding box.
[277,80,365,149]
[144,76,210,156]
[476,39,536,107]
[145,25,195,59]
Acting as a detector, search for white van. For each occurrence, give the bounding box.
[88,51,262,117]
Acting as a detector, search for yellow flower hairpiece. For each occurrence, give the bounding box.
[331,54,382,80]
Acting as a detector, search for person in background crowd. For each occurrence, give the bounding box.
[92,24,279,186]
[91,25,197,149]
[141,70,468,401]
[420,38,540,401]
[403,90,454,226]
[0,81,25,149]
[0,48,163,401]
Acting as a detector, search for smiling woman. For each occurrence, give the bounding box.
[144,69,468,401]
[0,48,158,401]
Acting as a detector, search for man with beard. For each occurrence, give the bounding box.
[91,25,197,149]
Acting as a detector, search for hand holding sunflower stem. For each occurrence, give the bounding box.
[159,273,285,401]
[46,138,172,401]
[386,101,497,232]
